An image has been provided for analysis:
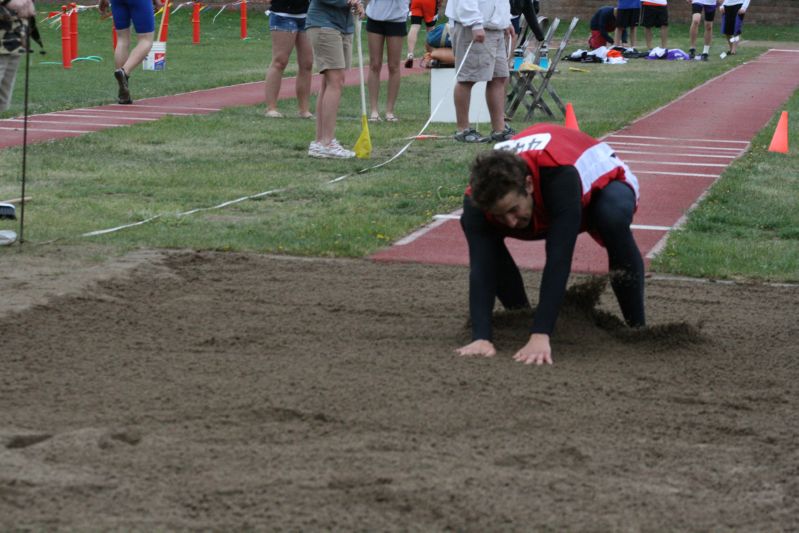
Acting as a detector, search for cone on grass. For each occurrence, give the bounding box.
[564,102,579,131]
[767,111,789,154]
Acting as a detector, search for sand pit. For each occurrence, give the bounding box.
[1,251,797,529]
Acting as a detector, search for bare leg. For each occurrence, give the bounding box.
[121,31,154,74]
[703,21,713,47]
[406,23,421,58]
[660,25,668,49]
[689,13,701,49]
[384,35,403,116]
[295,31,314,116]
[264,30,297,113]
[114,28,131,69]
[486,77,507,133]
[367,31,385,118]
[454,81,474,131]
[315,68,345,145]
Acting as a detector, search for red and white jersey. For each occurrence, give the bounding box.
[642,0,667,6]
[495,123,639,203]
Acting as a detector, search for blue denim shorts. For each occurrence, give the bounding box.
[269,12,307,33]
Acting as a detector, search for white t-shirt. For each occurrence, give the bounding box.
[365,0,409,23]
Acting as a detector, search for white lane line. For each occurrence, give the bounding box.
[631,224,670,231]
[2,118,103,133]
[0,126,91,133]
[4,118,129,128]
[45,113,156,122]
[68,108,195,116]
[433,214,671,232]
[608,141,744,152]
[615,149,737,159]
[625,159,728,168]
[82,104,222,112]
[394,217,452,245]
[633,170,720,178]
[607,134,750,144]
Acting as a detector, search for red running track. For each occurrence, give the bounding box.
[371,49,799,273]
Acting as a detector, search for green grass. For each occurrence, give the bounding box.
[3,3,274,117]
[1,10,798,281]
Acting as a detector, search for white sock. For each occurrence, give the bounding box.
[703,45,710,54]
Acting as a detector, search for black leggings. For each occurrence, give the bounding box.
[587,180,646,327]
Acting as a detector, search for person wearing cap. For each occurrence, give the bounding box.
[456,123,646,365]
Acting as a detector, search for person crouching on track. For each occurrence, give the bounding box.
[456,124,646,365]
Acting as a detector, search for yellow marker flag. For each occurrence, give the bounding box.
[353,18,371,159]
[354,115,372,159]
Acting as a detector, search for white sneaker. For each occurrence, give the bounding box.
[309,139,355,159]
[308,141,325,157]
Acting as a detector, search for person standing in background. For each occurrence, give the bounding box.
[405,0,437,68]
[719,0,749,56]
[640,0,668,51]
[0,0,35,112]
[615,0,640,48]
[688,0,722,61]
[445,0,515,143]
[100,0,162,104]
[305,0,364,158]
[365,0,407,122]
[264,0,314,119]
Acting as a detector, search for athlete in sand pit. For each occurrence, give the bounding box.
[456,124,646,365]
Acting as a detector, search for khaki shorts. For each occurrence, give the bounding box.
[0,54,21,112]
[307,27,352,72]
[451,23,509,83]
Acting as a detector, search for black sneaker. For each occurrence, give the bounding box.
[488,125,516,142]
[700,52,709,61]
[114,68,132,104]
[454,128,486,143]
[689,47,696,59]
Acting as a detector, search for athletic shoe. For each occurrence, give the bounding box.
[114,68,132,104]
[308,141,325,157]
[454,128,486,143]
[700,53,709,61]
[309,139,355,159]
[689,47,696,59]
[488,125,516,142]
[404,53,413,68]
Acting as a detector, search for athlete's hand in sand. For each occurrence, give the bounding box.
[455,339,496,357]
[512,333,552,365]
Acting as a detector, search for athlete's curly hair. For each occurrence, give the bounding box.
[469,150,530,211]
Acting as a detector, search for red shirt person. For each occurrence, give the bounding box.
[456,124,646,365]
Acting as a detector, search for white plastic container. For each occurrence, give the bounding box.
[143,41,166,71]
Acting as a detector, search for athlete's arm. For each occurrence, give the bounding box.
[460,196,502,345]
[512,166,581,365]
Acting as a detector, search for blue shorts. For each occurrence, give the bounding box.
[269,13,307,33]
[111,0,155,33]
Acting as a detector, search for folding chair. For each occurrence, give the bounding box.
[506,17,579,122]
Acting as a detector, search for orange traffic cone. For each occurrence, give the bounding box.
[767,111,789,153]
[564,102,580,131]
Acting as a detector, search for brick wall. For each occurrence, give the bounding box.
[544,0,799,25]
